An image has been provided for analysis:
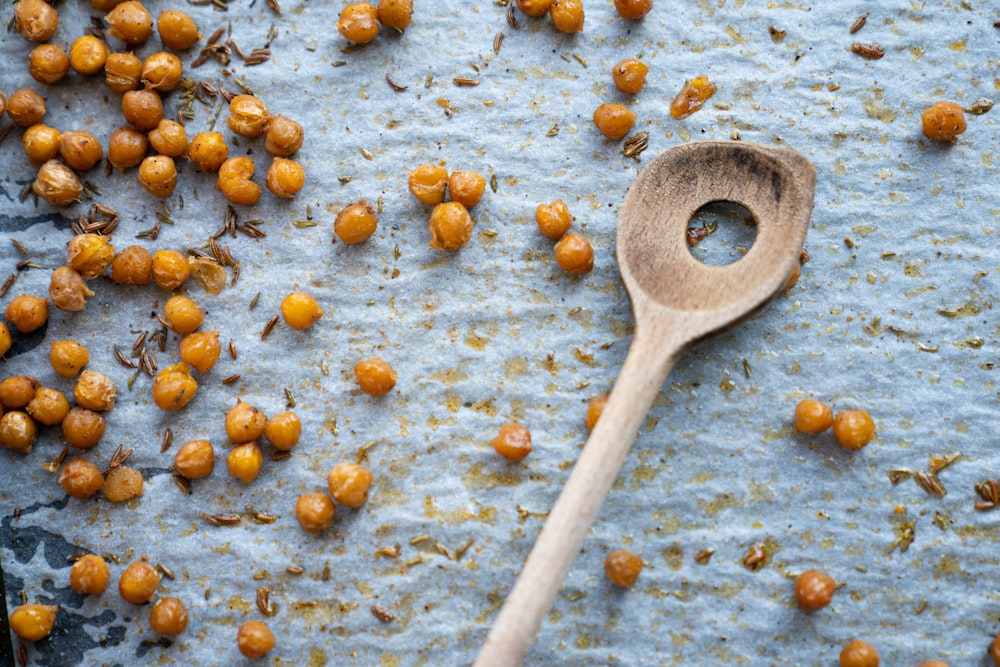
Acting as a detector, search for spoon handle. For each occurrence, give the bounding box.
[474,324,683,667]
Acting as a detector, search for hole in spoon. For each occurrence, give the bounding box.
[686,200,757,267]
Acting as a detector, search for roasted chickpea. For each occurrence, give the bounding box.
[8,88,46,127]
[535,199,573,240]
[163,295,204,335]
[70,554,110,594]
[237,620,275,659]
[337,2,379,44]
[327,462,372,507]
[550,0,584,33]
[149,597,188,635]
[295,492,335,533]
[227,441,264,483]
[225,401,267,443]
[227,95,269,137]
[141,51,182,92]
[515,0,555,17]
[26,386,70,425]
[105,0,153,45]
[9,604,57,642]
[67,233,115,279]
[74,370,116,411]
[50,340,89,378]
[151,249,190,290]
[794,399,833,434]
[157,10,200,50]
[593,103,636,141]
[428,201,473,251]
[491,422,532,461]
[104,51,142,93]
[670,75,717,120]
[106,125,148,170]
[0,411,37,453]
[103,464,143,501]
[187,131,228,171]
[264,115,303,157]
[110,245,152,284]
[0,375,40,409]
[148,119,188,157]
[173,439,215,479]
[354,357,397,396]
[121,89,163,132]
[14,0,58,43]
[138,155,177,197]
[264,411,301,451]
[217,157,261,206]
[280,292,323,330]
[69,35,109,75]
[59,130,104,171]
[0,323,12,358]
[376,0,412,30]
[833,410,875,451]
[334,200,378,244]
[119,561,160,604]
[604,549,643,587]
[554,232,594,274]
[614,0,652,19]
[612,58,649,94]
[448,170,486,209]
[794,568,836,611]
[61,407,105,449]
[22,123,62,167]
[922,101,966,143]
[179,331,220,373]
[28,44,70,85]
[49,266,94,312]
[266,157,305,198]
[839,639,880,667]
[5,294,48,332]
[34,160,82,206]
[408,163,448,205]
[59,458,104,499]
[585,395,608,432]
[152,363,198,410]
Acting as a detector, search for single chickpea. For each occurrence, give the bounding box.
[922,101,966,143]
[612,58,649,94]
[295,492,336,533]
[794,568,836,611]
[107,126,148,170]
[110,245,153,284]
[13,0,58,43]
[103,465,143,501]
[26,386,69,425]
[593,103,636,141]
[408,163,449,204]
[832,410,875,451]
[50,340,89,378]
[74,370,116,411]
[670,75,717,120]
[585,395,608,432]
[264,411,301,451]
[121,89,163,132]
[59,458,104,499]
[334,200,378,244]
[0,322,10,358]
[264,115,303,157]
[327,462,372,508]
[5,294,48,332]
[535,199,573,240]
[163,294,204,335]
[61,407,105,449]
[550,0,584,33]
[794,399,833,434]
[105,0,153,45]
[604,549,643,587]
[70,554,110,595]
[428,201,473,251]
[0,375,40,408]
[59,130,104,171]
[8,88,46,127]
[554,232,594,274]
[157,10,200,50]
[49,265,95,312]
[448,170,487,209]
[354,357,397,397]
[839,639,880,667]
[237,620,275,659]
[104,51,142,93]
[337,2,379,44]
[179,331,220,373]
[515,0,555,17]
[69,35,109,75]
[139,155,178,197]
[151,249,190,290]
[141,51,182,92]
[67,233,115,279]
[149,597,188,635]
[173,439,214,479]
[217,157,261,206]
[491,422,532,461]
[9,604,58,642]
[227,441,264,483]
[280,291,323,330]
[376,0,412,30]
[119,561,160,604]
[148,119,188,157]
[28,43,70,85]
[152,363,198,410]
[614,0,652,19]
[187,131,228,172]
[0,412,37,453]
[34,160,82,206]
[22,123,62,167]
[225,401,267,444]
[266,157,305,198]
[227,95,269,138]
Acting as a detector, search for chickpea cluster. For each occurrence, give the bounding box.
[407,164,487,251]
[513,0,585,34]
[793,398,876,451]
[336,0,413,45]
[534,199,595,275]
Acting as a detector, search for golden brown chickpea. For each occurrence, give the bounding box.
[105,0,153,45]
[9,604,57,642]
[337,2,379,43]
[554,232,594,274]
[448,170,486,209]
[327,462,372,507]
[295,492,335,533]
[119,561,160,604]
[121,89,163,132]
[266,157,305,198]
[157,10,200,50]
[585,395,608,432]
[408,163,448,205]
[67,233,115,279]
[59,458,104,499]
[28,44,70,85]
[0,322,11,358]
[833,410,875,451]
[173,439,214,479]
[61,407,105,449]
[264,115,303,157]
[152,363,198,410]
[14,0,58,43]
[104,51,142,93]
[354,357,397,397]
[225,400,267,444]
[550,0,584,33]
[922,101,966,143]
[0,375,40,409]
[227,441,264,483]
[280,291,323,330]
[34,160,82,206]
[377,0,412,30]
[59,130,104,171]
[535,199,573,240]
[69,36,109,75]
[794,399,833,434]
[334,200,378,244]
[141,51,182,92]
[50,340,89,378]
[179,331,220,373]
[187,131,228,172]
[107,126,148,170]
[264,411,300,451]
[110,245,152,284]
[491,422,532,461]
[163,294,204,335]
[237,620,275,659]
[103,464,143,501]
[70,554,110,594]
[670,76,717,121]
[839,639,880,667]
[428,201,473,251]
[612,58,649,94]
[614,0,652,19]
[23,123,62,168]
[148,119,188,157]
[149,597,188,635]
[7,88,46,127]
[49,266,94,312]
[217,157,262,206]
[515,0,554,17]
[593,103,636,141]
[794,568,836,611]
[5,294,48,332]
[74,370,116,411]
[227,95,269,137]
[604,549,643,587]
[25,386,70,425]
[151,249,190,290]
[138,155,177,197]
[0,411,37,453]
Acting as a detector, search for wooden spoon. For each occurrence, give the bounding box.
[474,141,816,667]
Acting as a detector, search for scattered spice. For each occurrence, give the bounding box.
[261,315,279,340]
[257,588,275,615]
[622,131,649,161]
[849,12,869,34]
[974,479,999,511]
[371,604,395,623]
[694,547,715,565]
[850,42,884,59]
[199,511,241,526]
